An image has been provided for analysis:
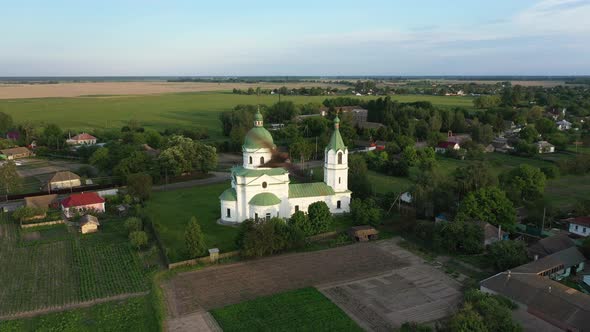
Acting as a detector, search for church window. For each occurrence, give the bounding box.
[255,213,259,220]
[249,156,252,164]
[226,208,231,218]
[338,152,343,164]
[262,182,267,189]
[260,156,265,164]
[266,213,271,221]
[338,177,341,184]
[337,200,341,209]
[295,205,299,212]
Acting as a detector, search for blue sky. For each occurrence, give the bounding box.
[1,0,589,76]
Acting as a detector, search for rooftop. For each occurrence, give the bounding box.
[288,182,335,198]
[48,171,81,183]
[219,188,237,201]
[24,194,58,209]
[249,192,281,206]
[232,166,289,178]
[61,192,105,208]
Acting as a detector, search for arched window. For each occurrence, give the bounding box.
[337,152,343,164]
[262,182,267,189]
[249,156,252,164]
[260,156,265,165]
[338,177,341,184]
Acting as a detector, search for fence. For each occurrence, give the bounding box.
[21,220,64,229]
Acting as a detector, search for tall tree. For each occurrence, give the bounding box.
[185,217,207,258]
[456,187,517,231]
[0,161,21,194]
[0,111,14,133]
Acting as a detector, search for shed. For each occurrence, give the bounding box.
[79,214,100,234]
[348,225,379,242]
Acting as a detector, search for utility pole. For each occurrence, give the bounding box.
[541,207,546,234]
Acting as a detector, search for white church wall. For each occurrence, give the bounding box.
[242,148,273,169]
[220,200,238,222]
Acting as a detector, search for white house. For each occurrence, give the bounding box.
[556,119,572,131]
[45,171,81,191]
[219,111,351,223]
[536,141,555,154]
[566,217,590,237]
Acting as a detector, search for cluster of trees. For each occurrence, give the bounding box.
[0,161,21,194]
[124,217,148,250]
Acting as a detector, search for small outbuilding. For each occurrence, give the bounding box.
[79,214,100,234]
[348,225,379,242]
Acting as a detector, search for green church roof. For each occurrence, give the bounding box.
[243,127,275,149]
[288,182,335,198]
[249,192,281,206]
[326,116,346,152]
[219,188,237,201]
[232,166,289,178]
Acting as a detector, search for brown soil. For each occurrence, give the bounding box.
[0,81,346,99]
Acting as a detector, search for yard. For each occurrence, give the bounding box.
[0,92,474,139]
[0,295,158,332]
[0,213,150,317]
[144,183,239,263]
[211,287,362,332]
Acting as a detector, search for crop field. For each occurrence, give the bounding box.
[0,92,474,139]
[0,295,158,332]
[211,287,362,332]
[145,182,239,263]
[0,215,149,317]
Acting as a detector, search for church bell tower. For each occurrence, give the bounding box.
[324,116,348,192]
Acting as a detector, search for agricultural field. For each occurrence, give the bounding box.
[144,182,239,263]
[211,287,362,332]
[0,214,149,317]
[0,295,158,332]
[0,92,474,139]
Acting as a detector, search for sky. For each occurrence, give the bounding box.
[1,0,589,76]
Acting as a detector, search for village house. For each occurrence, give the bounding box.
[79,214,100,234]
[24,194,58,210]
[528,233,576,260]
[0,147,33,160]
[5,131,20,141]
[60,192,105,218]
[556,119,572,131]
[565,216,590,237]
[536,141,555,154]
[480,247,589,331]
[66,133,97,145]
[491,137,514,153]
[435,141,460,153]
[478,221,508,246]
[44,171,82,191]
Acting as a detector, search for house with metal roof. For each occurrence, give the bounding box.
[480,247,588,331]
[219,110,351,223]
[44,171,81,191]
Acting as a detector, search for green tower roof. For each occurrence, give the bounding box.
[249,192,281,206]
[326,116,346,152]
[243,110,275,149]
[219,188,237,201]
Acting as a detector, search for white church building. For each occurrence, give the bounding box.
[219,111,351,223]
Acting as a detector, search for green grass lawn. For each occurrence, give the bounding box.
[145,183,239,262]
[0,92,473,139]
[0,295,158,332]
[367,170,413,194]
[545,175,590,209]
[211,287,362,332]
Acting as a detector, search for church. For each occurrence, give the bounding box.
[219,110,351,223]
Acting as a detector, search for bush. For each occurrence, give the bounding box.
[239,217,304,257]
[124,217,143,234]
[488,240,529,271]
[12,206,47,222]
[350,198,383,227]
[185,217,206,258]
[129,231,148,250]
[307,201,333,235]
[288,211,313,236]
[540,165,559,179]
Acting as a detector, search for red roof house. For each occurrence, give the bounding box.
[61,192,105,218]
[435,141,460,153]
[66,133,97,145]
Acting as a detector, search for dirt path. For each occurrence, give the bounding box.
[0,291,149,321]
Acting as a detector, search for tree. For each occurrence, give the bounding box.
[535,118,556,137]
[124,217,143,233]
[158,135,218,175]
[0,161,21,194]
[453,162,497,198]
[265,101,298,123]
[402,146,418,166]
[473,95,501,109]
[12,206,46,222]
[290,138,314,162]
[89,147,111,172]
[40,123,64,149]
[240,217,304,257]
[0,111,13,134]
[129,231,148,250]
[288,211,313,236]
[350,198,382,227]
[581,237,590,259]
[307,201,333,235]
[500,165,546,202]
[456,187,517,231]
[349,154,371,198]
[488,240,529,271]
[185,217,207,258]
[435,220,484,254]
[446,304,487,332]
[126,173,153,201]
[519,125,539,143]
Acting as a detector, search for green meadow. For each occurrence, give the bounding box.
[0,92,474,139]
